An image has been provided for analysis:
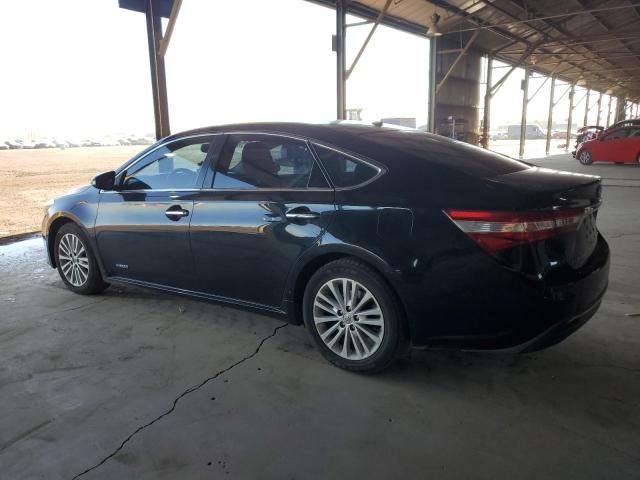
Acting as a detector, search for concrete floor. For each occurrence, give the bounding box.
[1,154,639,480]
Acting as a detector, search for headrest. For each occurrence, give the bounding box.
[241,142,277,174]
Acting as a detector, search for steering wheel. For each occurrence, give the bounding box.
[168,168,196,187]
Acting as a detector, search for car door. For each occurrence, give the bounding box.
[599,128,630,162]
[623,128,640,163]
[95,134,216,289]
[189,133,335,309]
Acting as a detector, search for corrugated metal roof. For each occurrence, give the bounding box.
[311,0,640,101]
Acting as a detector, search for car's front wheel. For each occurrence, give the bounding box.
[578,150,593,165]
[303,258,405,373]
[54,223,108,294]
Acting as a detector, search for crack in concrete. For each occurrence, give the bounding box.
[606,232,640,240]
[70,322,288,480]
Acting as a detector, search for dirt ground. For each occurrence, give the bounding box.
[0,146,143,237]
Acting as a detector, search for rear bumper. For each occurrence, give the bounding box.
[408,236,610,351]
[513,295,603,353]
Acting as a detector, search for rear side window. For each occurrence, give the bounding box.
[213,134,327,189]
[312,144,379,188]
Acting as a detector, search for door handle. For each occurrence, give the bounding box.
[285,206,320,221]
[165,206,189,221]
[285,212,320,220]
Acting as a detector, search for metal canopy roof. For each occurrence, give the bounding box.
[311,0,640,101]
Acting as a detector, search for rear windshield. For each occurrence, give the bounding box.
[353,129,530,178]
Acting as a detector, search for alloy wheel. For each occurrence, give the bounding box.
[313,278,384,360]
[58,233,90,287]
[579,151,592,165]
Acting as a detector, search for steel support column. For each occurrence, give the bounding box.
[545,75,556,155]
[606,95,612,127]
[596,93,602,126]
[566,84,575,152]
[583,89,590,127]
[145,0,170,139]
[427,37,437,133]
[436,30,479,95]
[335,0,347,120]
[482,55,493,148]
[519,68,529,159]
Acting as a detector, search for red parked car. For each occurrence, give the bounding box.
[576,125,640,165]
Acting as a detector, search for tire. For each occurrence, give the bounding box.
[578,150,593,165]
[637,153,640,165]
[54,223,108,295]
[303,258,405,373]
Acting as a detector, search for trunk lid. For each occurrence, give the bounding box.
[481,167,603,272]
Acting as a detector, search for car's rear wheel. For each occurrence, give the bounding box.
[54,223,108,294]
[578,150,593,165]
[303,258,405,373]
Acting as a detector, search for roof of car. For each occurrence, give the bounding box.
[165,121,417,145]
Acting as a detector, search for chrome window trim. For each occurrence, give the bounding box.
[220,130,310,142]
[100,188,201,195]
[308,141,386,191]
[199,187,334,193]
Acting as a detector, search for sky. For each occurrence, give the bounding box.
[0,0,634,140]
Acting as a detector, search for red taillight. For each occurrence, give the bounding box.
[444,208,587,252]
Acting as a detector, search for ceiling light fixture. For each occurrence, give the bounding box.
[427,13,442,37]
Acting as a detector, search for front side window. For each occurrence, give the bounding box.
[312,144,379,188]
[213,134,326,189]
[121,136,211,190]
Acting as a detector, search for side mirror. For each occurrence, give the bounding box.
[91,170,116,190]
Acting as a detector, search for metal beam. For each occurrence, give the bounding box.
[503,37,640,55]
[596,93,603,126]
[606,95,613,127]
[427,38,437,133]
[435,30,480,95]
[482,55,493,149]
[560,65,640,74]
[527,76,549,103]
[335,0,346,120]
[583,89,591,126]
[573,90,588,109]
[490,40,542,97]
[145,0,170,139]
[158,0,182,57]
[445,3,640,34]
[566,84,575,152]
[553,84,571,107]
[545,75,556,155]
[345,0,392,80]
[519,68,529,159]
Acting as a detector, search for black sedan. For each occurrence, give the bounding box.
[42,123,609,372]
